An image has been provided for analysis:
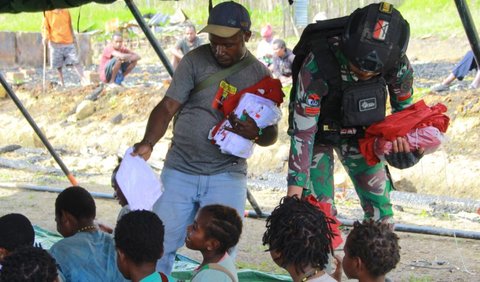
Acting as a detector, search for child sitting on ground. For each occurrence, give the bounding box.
[262,196,340,282]
[114,210,175,282]
[185,204,243,282]
[48,186,127,282]
[0,213,35,265]
[96,161,130,234]
[0,245,59,282]
[341,220,400,282]
[111,162,130,221]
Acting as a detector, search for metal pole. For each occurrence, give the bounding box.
[454,0,480,66]
[243,210,480,240]
[246,189,264,217]
[124,0,174,77]
[2,181,480,240]
[340,219,480,241]
[0,73,78,186]
[0,183,111,199]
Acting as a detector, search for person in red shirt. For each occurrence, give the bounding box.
[99,32,141,86]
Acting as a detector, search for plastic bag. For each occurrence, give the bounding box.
[375,126,445,161]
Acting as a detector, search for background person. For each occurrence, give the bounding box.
[270,38,295,85]
[99,32,141,86]
[430,50,480,92]
[132,1,277,274]
[256,24,275,66]
[171,23,203,70]
[42,9,86,87]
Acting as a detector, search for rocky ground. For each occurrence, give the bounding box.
[0,35,480,281]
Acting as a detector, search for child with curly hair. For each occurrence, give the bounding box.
[114,210,175,282]
[0,246,59,282]
[262,196,340,282]
[342,220,400,282]
[185,204,243,282]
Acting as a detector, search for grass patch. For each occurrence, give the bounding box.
[237,260,287,275]
[0,1,285,34]
[408,276,433,282]
[398,0,480,38]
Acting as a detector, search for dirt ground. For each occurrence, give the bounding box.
[0,35,480,281]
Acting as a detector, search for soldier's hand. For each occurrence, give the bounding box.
[385,137,424,169]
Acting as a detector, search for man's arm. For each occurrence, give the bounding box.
[132,97,182,160]
[287,53,322,196]
[170,46,184,60]
[387,56,414,112]
[384,56,424,169]
[111,49,141,63]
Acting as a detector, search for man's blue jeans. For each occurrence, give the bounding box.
[154,167,247,274]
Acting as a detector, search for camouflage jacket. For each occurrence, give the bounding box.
[287,50,414,187]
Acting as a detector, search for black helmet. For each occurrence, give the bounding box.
[342,2,410,73]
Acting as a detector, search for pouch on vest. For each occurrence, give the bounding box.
[342,77,387,127]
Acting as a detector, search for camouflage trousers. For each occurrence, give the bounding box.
[304,138,394,222]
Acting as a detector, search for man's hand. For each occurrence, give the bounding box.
[385,137,424,169]
[225,111,260,141]
[287,185,303,197]
[131,141,154,161]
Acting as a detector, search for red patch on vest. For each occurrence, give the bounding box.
[305,107,320,116]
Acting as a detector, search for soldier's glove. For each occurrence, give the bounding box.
[385,150,424,169]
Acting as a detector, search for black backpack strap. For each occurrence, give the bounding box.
[288,16,348,135]
[191,53,256,95]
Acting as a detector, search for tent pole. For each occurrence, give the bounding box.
[247,188,264,217]
[124,0,174,77]
[0,72,78,186]
[454,0,480,67]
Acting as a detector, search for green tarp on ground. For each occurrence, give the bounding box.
[0,0,116,13]
[34,225,292,282]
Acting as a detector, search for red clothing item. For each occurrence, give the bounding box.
[220,75,284,116]
[98,45,131,82]
[305,195,343,249]
[359,100,450,165]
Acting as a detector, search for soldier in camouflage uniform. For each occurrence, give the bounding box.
[287,2,423,223]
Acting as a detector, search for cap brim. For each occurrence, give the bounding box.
[199,24,241,38]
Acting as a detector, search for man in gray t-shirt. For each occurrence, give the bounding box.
[170,23,203,70]
[132,2,279,275]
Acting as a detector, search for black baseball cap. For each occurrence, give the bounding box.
[199,1,251,38]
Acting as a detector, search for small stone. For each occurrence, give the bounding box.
[111,113,123,124]
[75,100,96,120]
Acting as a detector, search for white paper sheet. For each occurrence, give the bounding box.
[115,147,163,211]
